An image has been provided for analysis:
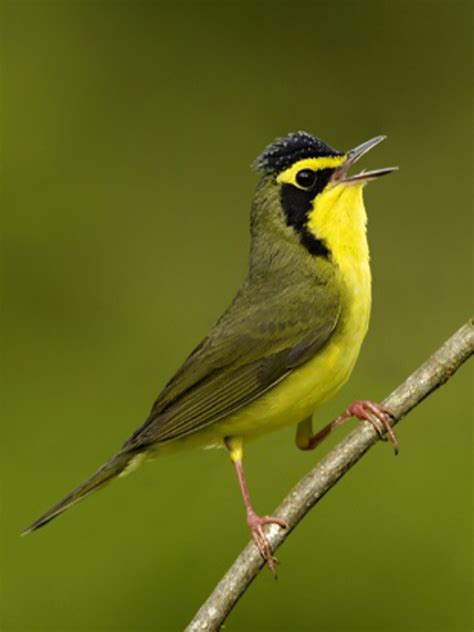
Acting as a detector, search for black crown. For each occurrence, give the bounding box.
[254,131,341,174]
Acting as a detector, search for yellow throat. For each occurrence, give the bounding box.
[308,180,369,279]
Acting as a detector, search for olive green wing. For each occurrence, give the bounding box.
[125,280,340,448]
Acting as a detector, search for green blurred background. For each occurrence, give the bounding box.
[2,1,472,630]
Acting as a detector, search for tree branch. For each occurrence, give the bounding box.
[186,319,474,632]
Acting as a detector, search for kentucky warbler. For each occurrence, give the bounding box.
[24,132,398,571]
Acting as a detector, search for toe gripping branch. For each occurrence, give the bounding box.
[346,400,399,454]
[297,400,399,455]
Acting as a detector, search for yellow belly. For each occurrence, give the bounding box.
[160,265,371,455]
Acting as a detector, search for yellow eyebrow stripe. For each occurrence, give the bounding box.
[276,155,346,185]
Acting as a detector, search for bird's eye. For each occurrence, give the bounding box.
[295,169,316,188]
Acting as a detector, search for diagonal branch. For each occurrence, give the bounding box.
[186,319,474,632]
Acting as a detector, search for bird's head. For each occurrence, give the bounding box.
[252,132,396,259]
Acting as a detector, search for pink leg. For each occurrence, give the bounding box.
[233,459,288,574]
[302,400,399,455]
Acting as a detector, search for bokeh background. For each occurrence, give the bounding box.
[2,2,472,631]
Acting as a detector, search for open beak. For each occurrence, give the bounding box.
[331,135,398,185]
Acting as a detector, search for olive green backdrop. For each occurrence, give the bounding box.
[2,1,472,631]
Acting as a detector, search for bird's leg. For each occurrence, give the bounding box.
[296,401,399,455]
[224,436,288,574]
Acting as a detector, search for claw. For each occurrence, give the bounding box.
[347,400,399,455]
[247,511,288,574]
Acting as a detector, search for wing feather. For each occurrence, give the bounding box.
[125,277,340,448]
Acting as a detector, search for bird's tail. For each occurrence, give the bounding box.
[22,450,142,535]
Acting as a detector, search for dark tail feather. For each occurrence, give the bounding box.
[22,451,137,535]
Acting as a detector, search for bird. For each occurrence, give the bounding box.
[24,131,398,572]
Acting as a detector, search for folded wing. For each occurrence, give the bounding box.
[125,278,340,447]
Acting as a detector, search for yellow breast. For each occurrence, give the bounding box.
[161,182,371,453]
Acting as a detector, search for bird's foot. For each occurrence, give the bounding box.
[247,510,288,575]
[346,400,399,455]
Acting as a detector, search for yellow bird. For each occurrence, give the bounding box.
[25,132,398,571]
